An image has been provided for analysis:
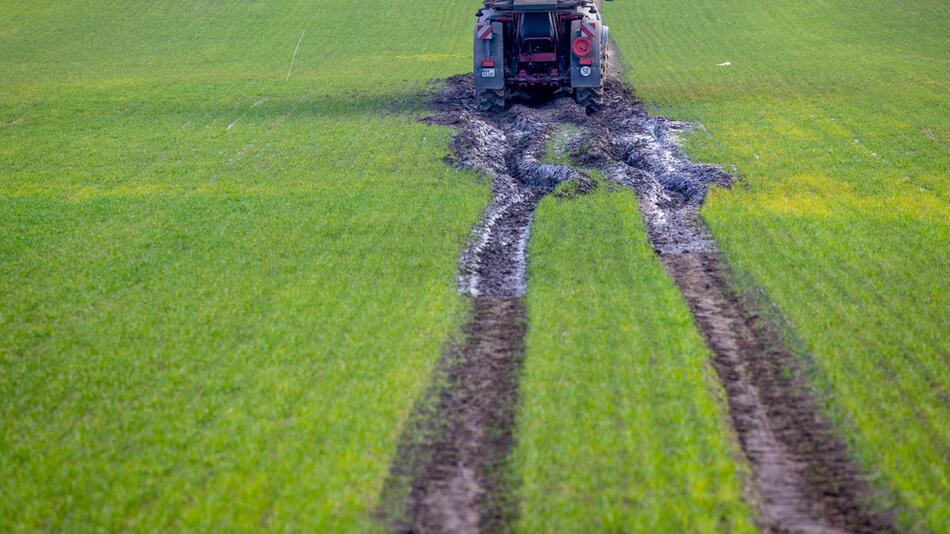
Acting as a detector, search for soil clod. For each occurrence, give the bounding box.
[437,76,586,298]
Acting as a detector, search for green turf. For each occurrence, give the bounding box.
[605,0,949,528]
[514,182,756,532]
[0,0,486,530]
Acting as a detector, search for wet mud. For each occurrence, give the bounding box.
[381,74,890,532]
[433,76,586,298]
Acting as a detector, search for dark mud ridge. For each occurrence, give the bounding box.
[379,75,891,533]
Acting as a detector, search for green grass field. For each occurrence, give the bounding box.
[2,0,947,531]
[0,1,486,530]
[606,0,949,529]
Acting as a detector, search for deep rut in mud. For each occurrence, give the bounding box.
[380,75,889,532]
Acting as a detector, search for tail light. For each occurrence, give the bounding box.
[572,37,593,57]
[481,59,495,68]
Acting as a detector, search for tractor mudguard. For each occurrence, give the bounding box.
[474,21,505,91]
[570,19,604,89]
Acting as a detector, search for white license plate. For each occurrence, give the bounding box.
[480,68,496,78]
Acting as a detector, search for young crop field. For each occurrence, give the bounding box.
[1,0,947,532]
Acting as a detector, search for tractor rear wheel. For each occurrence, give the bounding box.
[575,86,604,114]
[476,89,505,113]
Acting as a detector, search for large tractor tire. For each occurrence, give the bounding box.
[575,86,604,114]
[476,89,505,113]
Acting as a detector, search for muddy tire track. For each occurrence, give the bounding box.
[584,80,892,532]
[379,298,526,533]
[378,77,584,533]
[662,252,890,533]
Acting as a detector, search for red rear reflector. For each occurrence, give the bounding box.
[572,37,593,57]
[481,59,495,68]
[579,57,593,65]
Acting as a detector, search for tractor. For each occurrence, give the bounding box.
[473,0,610,113]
